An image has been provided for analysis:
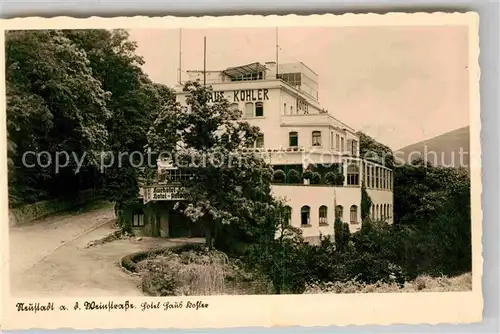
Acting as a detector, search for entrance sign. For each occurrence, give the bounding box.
[142,186,185,203]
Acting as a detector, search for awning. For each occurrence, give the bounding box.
[222,62,268,78]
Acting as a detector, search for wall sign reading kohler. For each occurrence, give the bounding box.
[208,89,270,103]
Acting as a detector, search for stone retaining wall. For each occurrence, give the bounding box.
[9,189,101,227]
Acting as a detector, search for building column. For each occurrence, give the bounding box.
[358,160,363,187]
[343,159,348,186]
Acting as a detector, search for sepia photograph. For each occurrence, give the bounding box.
[1,12,482,329]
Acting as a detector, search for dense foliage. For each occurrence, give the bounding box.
[6,29,173,207]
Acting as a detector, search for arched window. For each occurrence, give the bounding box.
[350,205,358,223]
[301,206,310,226]
[284,103,287,115]
[230,103,239,111]
[290,105,294,114]
[244,102,254,118]
[289,131,298,147]
[319,205,328,225]
[347,162,360,186]
[376,204,379,220]
[382,204,386,220]
[255,102,264,117]
[312,131,322,147]
[335,205,344,221]
[284,206,292,226]
[132,210,145,227]
[371,204,375,219]
[256,133,264,148]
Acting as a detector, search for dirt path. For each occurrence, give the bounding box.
[9,201,116,279]
[10,203,203,297]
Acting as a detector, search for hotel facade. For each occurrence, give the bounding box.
[130,61,394,244]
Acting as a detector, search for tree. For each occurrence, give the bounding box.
[334,217,350,253]
[246,199,310,294]
[147,81,275,248]
[63,29,176,214]
[360,181,372,221]
[6,30,111,204]
[356,131,394,168]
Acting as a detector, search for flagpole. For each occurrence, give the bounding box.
[203,36,207,86]
[275,27,279,78]
[178,28,182,85]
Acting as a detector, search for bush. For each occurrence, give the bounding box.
[324,172,337,185]
[335,174,345,186]
[287,169,301,184]
[272,169,285,183]
[304,272,471,294]
[311,172,322,185]
[302,170,313,181]
[138,249,229,296]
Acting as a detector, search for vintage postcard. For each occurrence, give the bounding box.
[0,12,482,329]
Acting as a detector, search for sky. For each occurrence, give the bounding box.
[128,26,469,150]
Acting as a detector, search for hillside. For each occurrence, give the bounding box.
[395,126,470,170]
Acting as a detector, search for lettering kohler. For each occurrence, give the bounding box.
[208,88,270,103]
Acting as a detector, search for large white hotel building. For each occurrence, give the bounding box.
[135,61,394,243]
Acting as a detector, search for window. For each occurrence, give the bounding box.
[301,206,310,226]
[375,168,379,188]
[312,131,322,146]
[319,205,328,225]
[336,134,340,151]
[347,163,360,186]
[221,133,230,145]
[371,204,375,219]
[376,204,379,220]
[335,205,343,221]
[290,106,294,114]
[132,211,145,227]
[244,102,254,117]
[164,169,192,183]
[370,166,374,188]
[284,206,292,226]
[231,71,263,81]
[278,72,302,87]
[330,132,334,149]
[284,103,287,115]
[255,102,264,117]
[230,103,239,111]
[256,134,264,148]
[341,137,345,153]
[366,165,371,188]
[352,140,358,156]
[350,205,358,223]
[289,131,298,147]
[382,204,386,220]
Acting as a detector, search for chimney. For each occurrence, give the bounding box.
[265,61,277,79]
